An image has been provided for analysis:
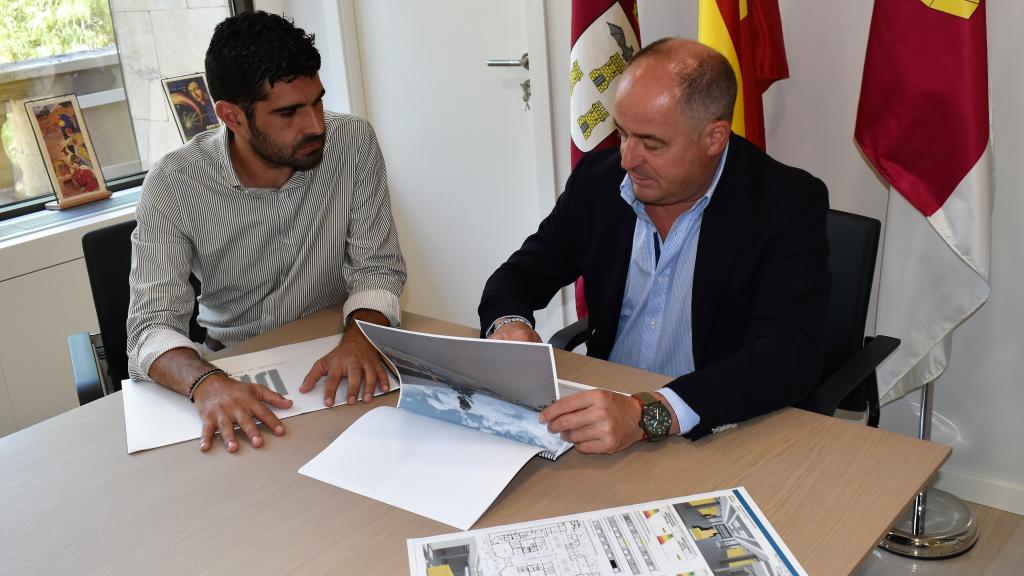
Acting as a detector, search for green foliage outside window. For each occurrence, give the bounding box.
[0,0,115,63]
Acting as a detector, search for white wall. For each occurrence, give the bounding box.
[253,0,355,114]
[541,1,1024,514]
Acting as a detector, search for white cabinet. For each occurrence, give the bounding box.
[0,259,99,429]
[0,207,135,435]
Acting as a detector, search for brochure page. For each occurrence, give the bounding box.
[358,322,570,456]
[298,405,546,530]
[407,487,807,576]
[122,335,396,453]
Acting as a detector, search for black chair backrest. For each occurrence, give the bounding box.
[821,209,881,408]
[81,220,204,389]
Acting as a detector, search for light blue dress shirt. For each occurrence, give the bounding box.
[608,145,728,435]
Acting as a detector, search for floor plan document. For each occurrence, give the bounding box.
[122,334,396,453]
[408,487,806,576]
[299,322,575,530]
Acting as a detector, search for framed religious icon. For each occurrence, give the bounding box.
[163,72,221,142]
[24,94,111,210]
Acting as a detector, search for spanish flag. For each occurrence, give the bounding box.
[697,0,789,149]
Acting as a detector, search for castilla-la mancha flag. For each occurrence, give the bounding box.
[855,0,992,403]
[698,0,789,150]
[570,0,640,317]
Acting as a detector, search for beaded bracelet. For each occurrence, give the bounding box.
[187,368,225,403]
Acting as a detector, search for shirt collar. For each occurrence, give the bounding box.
[619,141,730,222]
[215,125,245,190]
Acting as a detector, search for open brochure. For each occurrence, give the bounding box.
[299,322,585,530]
[408,487,807,576]
[122,335,397,453]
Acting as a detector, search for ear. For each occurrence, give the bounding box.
[215,101,247,136]
[702,120,730,156]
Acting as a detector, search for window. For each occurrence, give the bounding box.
[0,0,236,219]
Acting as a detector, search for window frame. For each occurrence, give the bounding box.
[0,0,251,223]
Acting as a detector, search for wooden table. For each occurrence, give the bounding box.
[0,309,950,575]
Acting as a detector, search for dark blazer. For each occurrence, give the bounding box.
[479,134,830,438]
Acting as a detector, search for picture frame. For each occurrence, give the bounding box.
[162,72,221,142]
[24,94,111,210]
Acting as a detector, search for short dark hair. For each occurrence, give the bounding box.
[204,11,320,116]
[632,38,737,130]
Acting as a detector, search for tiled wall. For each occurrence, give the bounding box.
[111,0,230,169]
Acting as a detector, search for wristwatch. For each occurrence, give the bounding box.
[633,392,672,442]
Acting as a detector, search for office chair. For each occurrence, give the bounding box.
[68,219,205,405]
[549,209,899,426]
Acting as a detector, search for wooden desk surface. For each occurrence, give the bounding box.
[0,309,950,575]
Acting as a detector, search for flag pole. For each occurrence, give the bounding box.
[879,381,979,558]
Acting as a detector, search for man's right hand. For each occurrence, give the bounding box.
[488,319,543,343]
[192,374,293,452]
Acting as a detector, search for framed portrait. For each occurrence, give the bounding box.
[163,72,221,142]
[24,94,111,209]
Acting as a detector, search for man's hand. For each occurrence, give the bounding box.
[149,347,293,453]
[299,309,391,406]
[542,389,656,454]
[489,319,542,343]
[192,373,293,453]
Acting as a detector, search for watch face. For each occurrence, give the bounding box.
[642,403,672,439]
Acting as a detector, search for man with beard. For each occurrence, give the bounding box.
[127,11,406,454]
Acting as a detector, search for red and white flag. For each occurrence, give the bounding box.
[855,0,992,403]
[570,0,640,317]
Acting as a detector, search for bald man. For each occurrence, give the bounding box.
[479,38,830,453]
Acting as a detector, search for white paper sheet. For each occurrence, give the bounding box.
[298,406,544,530]
[122,335,397,454]
[407,487,808,576]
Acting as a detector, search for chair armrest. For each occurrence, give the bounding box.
[69,331,104,406]
[548,317,591,351]
[800,335,900,416]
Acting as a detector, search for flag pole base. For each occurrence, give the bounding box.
[880,488,978,558]
[878,381,978,558]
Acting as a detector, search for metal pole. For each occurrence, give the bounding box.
[880,379,979,558]
[910,381,933,536]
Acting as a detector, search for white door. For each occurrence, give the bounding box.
[349,0,563,334]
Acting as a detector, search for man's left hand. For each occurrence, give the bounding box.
[539,389,645,454]
[300,310,391,406]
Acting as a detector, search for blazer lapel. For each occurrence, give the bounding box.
[691,135,761,365]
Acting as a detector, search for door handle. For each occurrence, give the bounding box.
[486,53,529,71]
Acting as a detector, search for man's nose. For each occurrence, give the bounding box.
[301,106,325,135]
[620,139,642,170]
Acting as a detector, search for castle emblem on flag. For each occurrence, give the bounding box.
[577,101,610,139]
[569,2,640,150]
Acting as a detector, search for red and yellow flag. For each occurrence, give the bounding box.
[697,0,789,149]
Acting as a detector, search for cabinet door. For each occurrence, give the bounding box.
[0,258,99,431]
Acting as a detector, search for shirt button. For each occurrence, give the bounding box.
[649,319,656,327]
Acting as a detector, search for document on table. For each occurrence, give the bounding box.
[407,487,807,576]
[299,321,590,530]
[299,380,590,531]
[122,335,397,454]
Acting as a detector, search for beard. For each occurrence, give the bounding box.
[248,122,325,171]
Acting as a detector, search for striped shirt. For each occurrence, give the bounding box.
[127,112,406,379]
[609,145,728,434]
